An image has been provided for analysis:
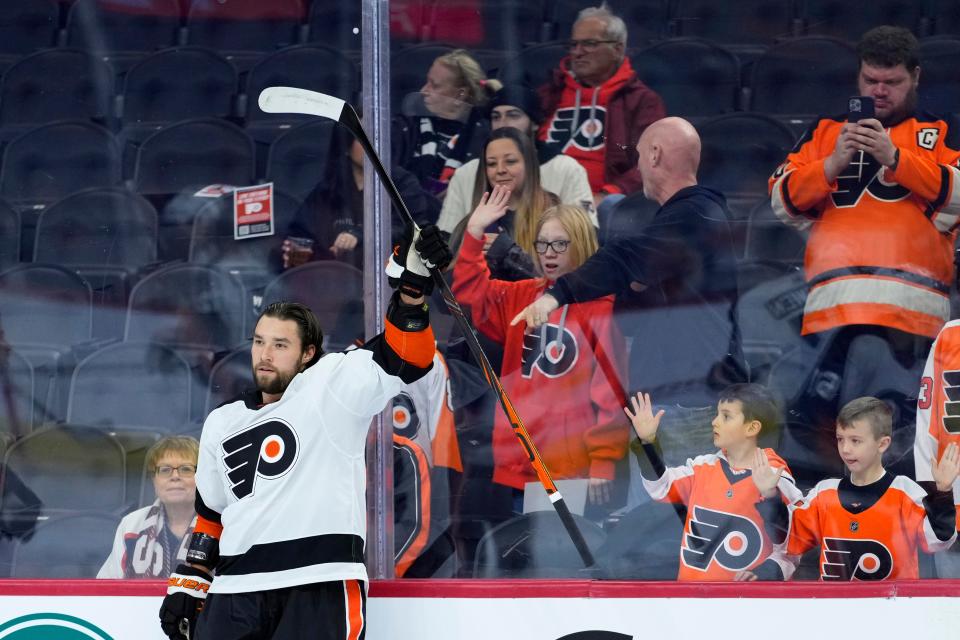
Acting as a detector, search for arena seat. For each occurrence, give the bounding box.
[185,0,305,52]
[800,0,927,40]
[306,1,362,54]
[0,121,122,207]
[749,36,858,117]
[204,346,251,416]
[548,0,673,44]
[0,49,114,127]
[264,120,338,203]
[0,0,59,57]
[66,341,196,431]
[65,0,182,53]
[0,198,19,270]
[132,118,256,195]
[918,37,960,116]
[121,46,237,127]
[631,38,741,117]
[11,511,121,578]
[390,43,456,113]
[261,262,365,352]
[497,41,565,90]
[674,0,795,46]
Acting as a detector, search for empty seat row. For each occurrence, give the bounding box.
[0,45,357,129]
[493,36,960,120]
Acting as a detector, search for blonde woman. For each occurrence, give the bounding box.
[395,49,501,194]
[98,436,199,579]
[453,187,628,509]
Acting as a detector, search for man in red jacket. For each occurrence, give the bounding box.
[539,3,666,202]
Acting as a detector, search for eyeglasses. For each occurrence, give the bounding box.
[155,464,197,478]
[566,39,619,52]
[534,239,571,254]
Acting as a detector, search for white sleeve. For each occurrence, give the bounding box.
[437,160,478,233]
[325,350,407,420]
[542,155,597,226]
[96,521,126,579]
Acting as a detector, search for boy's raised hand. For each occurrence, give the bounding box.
[932,442,960,492]
[751,448,783,499]
[623,392,664,444]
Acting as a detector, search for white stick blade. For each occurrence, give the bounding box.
[258,87,345,121]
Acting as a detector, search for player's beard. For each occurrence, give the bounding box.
[253,364,297,395]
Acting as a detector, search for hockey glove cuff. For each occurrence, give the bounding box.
[386,224,450,298]
[159,564,212,640]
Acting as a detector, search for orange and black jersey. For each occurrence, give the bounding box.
[915,318,960,529]
[769,111,960,338]
[788,472,956,580]
[633,440,803,581]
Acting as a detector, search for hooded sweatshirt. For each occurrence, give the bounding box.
[539,57,666,194]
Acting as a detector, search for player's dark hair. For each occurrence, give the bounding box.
[857,26,919,71]
[258,302,324,368]
[718,383,781,435]
[837,396,892,439]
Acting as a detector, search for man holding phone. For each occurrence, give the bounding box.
[767,26,960,472]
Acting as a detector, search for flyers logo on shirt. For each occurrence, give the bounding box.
[831,151,909,208]
[222,419,299,499]
[681,506,763,572]
[822,537,893,581]
[521,324,579,378]
[544,107,608,152]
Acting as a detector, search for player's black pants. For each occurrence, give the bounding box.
[195,579,366,640]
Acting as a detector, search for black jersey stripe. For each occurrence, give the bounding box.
[217,533,365,575]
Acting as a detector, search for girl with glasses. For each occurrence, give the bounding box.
[98,436,199,579]
[452,186,629,515]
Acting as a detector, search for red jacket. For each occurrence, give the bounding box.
[452,233,629,489]
[538,57,666,195]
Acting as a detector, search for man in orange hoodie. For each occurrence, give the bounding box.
[539,3,666,202]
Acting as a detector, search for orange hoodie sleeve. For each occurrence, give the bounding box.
[452,231,529,344]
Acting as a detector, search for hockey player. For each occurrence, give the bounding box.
[915,319,960,576]
[158,224,452,640]
[780,397,958,580]
[625,384,803,581]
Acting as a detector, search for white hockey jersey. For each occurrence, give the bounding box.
[196,346,429,594]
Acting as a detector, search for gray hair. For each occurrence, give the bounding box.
[575,3,628,47]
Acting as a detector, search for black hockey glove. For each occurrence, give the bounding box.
[159,564,212,640]
[386,223,451,298]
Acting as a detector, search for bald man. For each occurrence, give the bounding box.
[512,117,743,402]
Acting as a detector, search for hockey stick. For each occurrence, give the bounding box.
[259,86,595,568]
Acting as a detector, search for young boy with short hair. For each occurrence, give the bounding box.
[759,396,959,580]
[625,383,802,581]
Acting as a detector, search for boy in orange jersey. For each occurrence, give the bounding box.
[766,396,958,580]
[625,383,803,581]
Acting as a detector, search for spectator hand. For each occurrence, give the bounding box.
[329,232,359,257]
[932,442,960,492]
[509,293,559,329]
[466,185,511,240]
[623,392,664,444]
[751,448,783,499]
[734,570,758,582]
[849,119,898,168]
[588,477,612,505]
[159,564,211,640]
[823,123,860,183]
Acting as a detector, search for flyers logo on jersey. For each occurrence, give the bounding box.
[681,506,763,572]
[544,106,607,152]
[521,324,579,378]
[940,370,960,434]
[222,419,299,499]
[831,150,909,208]
[822,537,893,581]
[392,391,421,438]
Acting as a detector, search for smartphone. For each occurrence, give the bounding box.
[848,96,875,122]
